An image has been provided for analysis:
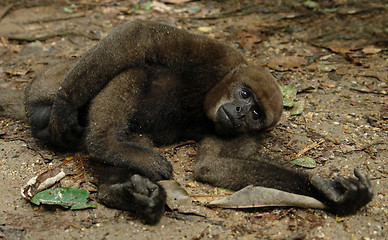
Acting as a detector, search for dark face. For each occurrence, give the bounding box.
[215,85,266,136]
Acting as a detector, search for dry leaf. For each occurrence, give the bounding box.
[268,56,307,71]
[159,180,206,216]
[5,68,31,76]
[208,185,326,209]
[362,46,382,54]
[197,26,212,33]
[328,46,356,54]
[21,155,95,199]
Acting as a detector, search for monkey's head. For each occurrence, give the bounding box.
[204,64,283,136]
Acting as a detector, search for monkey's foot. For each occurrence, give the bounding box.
[97,174,166,224]
[311,168,373,215]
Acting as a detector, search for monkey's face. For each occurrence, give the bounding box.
[205,64,283,137]
[214,85,267,136]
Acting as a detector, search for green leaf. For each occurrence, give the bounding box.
[292,157,317,168]
[31,187,97,210]
[324,8,338,13]
[303,1,319,9]
[145,1,151,11]
[279,86,297,107]
[290,100,305,116]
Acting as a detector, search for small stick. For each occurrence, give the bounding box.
[190,193,233,198]
[295,139,325,158]
[350,88,388,96]
[0,4,13,20]
[69,223,84,230]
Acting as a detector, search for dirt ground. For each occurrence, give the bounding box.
[0,0,387,239]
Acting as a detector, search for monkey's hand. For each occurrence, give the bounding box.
[49,95,83,148]
[97,174,166,225]
[311,168,373,215]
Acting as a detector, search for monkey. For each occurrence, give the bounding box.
[0,20,373,224]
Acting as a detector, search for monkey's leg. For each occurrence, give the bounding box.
[97,167,166,225]
[85,69,172,181]
[194,154,316,195]
[194,145,373,214]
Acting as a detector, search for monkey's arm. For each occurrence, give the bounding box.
[193,138,373,215]
[49,20,244,146]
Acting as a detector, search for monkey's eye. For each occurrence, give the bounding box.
[252,109,260,120]
[240,89,250,99]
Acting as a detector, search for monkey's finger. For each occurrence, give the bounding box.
[334,176,358,192]
[354,168,372,188]
[131,174,150,196]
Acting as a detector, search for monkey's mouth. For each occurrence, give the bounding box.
[217,106,236,129]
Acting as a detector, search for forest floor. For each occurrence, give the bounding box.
[0,0,387,239]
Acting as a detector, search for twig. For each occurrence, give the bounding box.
[173,140,197,149]
[190,193,233,198]
[0,4,13,20]
[295,140,325,158]
[276,126,294,134]
[189,5,271,20]
[5,32,100,42]
[26,13,86,24]
[69,223,84,230]
[350,88,388,96]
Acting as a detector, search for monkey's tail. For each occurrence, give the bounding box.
[0,88,26,120]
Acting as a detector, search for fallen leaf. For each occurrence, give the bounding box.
[324,8,338,13]
[197,26,212,33]
[303,1,319,9]
[268,56,307,71]
[21,155,96,200]
[290,100,305,116]
[318,63,337,72]
[5,68,31,76]
[30,187,97,210]
[151,1,172,13]
[208,185,326,209]
[238,28,264,50]
[335,68,348,75]
[292,157,317,168]
[362,46,382,54]
[328,46,355,54]
[279,86,297,107]
[159,180,206,216]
